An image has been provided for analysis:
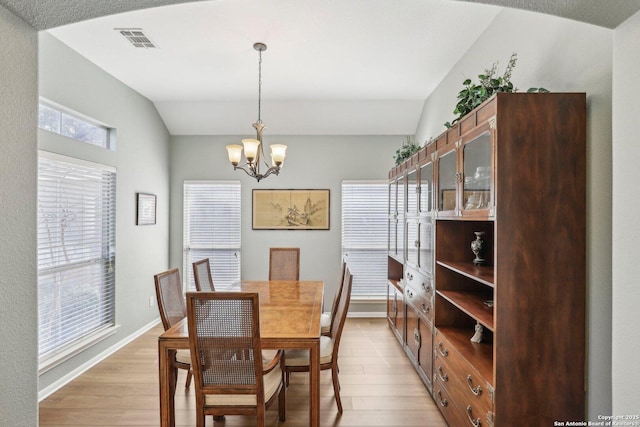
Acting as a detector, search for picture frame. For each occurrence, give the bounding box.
[136,192,157,225]
[252,189,330,230]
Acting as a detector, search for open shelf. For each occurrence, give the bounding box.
[388,279,402,292]
[437,290,494,331]
[437,326,494,385]
[436,260,494,287]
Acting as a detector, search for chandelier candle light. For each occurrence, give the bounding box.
[226,42,287,182]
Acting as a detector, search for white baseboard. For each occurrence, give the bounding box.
[38,318,161,402]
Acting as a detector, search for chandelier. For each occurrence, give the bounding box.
[226,42,287,182]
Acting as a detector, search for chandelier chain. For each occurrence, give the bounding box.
[257,48,262,124]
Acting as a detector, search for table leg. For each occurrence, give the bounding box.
[309,339,320,427]
[159,343,177,427]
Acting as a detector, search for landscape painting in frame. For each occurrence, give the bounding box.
[253,189,330,230]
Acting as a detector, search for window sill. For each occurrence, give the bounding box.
[39,324,120,374]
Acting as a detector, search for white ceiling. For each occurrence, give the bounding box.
[5,0,640,136]
[43,0,503,135]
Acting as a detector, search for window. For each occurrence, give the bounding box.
[37,152,116,370]
[184,181,241,290]
[38,102,113,150]
[341,181,389,297]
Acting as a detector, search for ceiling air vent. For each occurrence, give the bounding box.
[116,28,157,49]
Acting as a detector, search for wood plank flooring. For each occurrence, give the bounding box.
[39,318,447,426]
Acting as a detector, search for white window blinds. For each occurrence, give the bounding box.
[341,181,389,297]
[183,181,241,290]
[37,152,116,365]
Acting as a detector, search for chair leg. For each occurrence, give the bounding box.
[185,369,192,389]
[278,382,287,421]
[331,364,343,413]
[257,405,265,427]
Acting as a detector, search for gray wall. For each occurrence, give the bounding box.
[169,135,396,312]
[1,3,639,425]
[612,9,640,414]
[37,33,171,393]
[0,4,39,426]
[415,9,614,419]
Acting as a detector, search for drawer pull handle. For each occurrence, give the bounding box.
[467,375,483,396]
[421,302,430,314]
[414,329,421,346]
[466,405,482,427]
[407,272,413,281]
[421,282,431,293]
[436,391,448,407]
[438,342,449,357]
[437,366,448,382]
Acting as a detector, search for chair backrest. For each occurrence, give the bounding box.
[154,268,186,331]
[269,247,300,281]
[192,258,215,291]
[186,292,264,399]
[330,267,353,355]
[328,261,347,333]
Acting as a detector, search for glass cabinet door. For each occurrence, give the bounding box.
[417,220,433,275]
[388,177,406,261]
[438,150,457,211]
[419,162,433,214]
[407,218,418,267]
[462,132,491,211]
[407,169,418,216]
[388,182,397,257]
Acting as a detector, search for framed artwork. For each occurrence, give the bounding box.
[253,189,330,230]
[136,192,156,225]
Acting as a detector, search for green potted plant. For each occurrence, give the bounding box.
[444,53,548,128]
[393,136,420,166]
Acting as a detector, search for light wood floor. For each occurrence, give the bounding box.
[39,318,447,426]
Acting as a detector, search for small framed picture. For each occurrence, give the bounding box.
[136,192,156,225]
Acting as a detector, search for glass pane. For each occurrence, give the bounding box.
[397,179,405,216]
[61,113,108,148]
[389,217,397,257]
[398,217,405,260]
[420,162,433,213]
[407,169,418,214]
[438,151,457,211]
[407,219,418,266]
[463,133,491,210]
[418,221,433,274]
[38,104,61,133]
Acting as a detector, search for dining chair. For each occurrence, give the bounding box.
[192,258,215,291]
[284,267,353,413]
[185,291,286,427]
[320,261,347,337]
[154,268,192,389]
[269,247,300,281]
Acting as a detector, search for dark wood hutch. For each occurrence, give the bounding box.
[387,92,587,426]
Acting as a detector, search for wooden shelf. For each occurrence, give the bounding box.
[437,326,494,385]
[388,279,402,292]
[436,260,494,287]
[437,290,494,331]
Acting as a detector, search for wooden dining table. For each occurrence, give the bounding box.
[158,280,324,427]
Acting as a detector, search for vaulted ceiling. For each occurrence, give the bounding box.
[4,0,640,135]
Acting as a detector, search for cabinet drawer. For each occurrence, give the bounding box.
[434,330,493,418]
[406,286,433,323]
[404,268,433,297]
[433,376,468,427]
